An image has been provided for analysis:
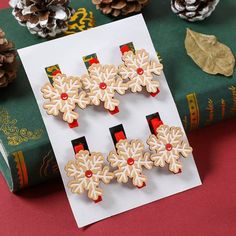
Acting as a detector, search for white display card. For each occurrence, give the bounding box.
[18,15,201,228]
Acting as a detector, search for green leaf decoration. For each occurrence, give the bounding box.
[185,28,235,77]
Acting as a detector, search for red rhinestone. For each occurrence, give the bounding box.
[127,158,135,166]
[137,68,144,75]
[99,82,107,90]
[61,93,68,100]
[85,170,93,178]
[165,143,173,151]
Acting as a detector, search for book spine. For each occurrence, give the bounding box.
[177,83,236,132]
[3,142,59,192]
[0,105,60,192]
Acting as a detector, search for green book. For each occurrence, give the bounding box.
[0,0,235,192]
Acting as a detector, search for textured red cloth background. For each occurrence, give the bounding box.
[0,1,236,235]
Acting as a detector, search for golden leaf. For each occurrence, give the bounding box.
[185,28,235,77]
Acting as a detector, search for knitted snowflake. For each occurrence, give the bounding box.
[147,125,193,173]
[81,63,128,111]
[119,49,163,93]
[41,74,90,124]
[65,150,114,201]
[108,139,153,187]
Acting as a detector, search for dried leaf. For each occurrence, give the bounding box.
[185,28,235,77]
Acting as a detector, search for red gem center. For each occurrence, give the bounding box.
[137,68,144,75]
[61,93,68,100]
[99,82,107,90]
[85,170,93,178]
[165,143,173,151]
[127,158,135,166]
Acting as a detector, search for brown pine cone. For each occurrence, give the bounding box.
[92,0,150,17]
[171,0,220,22]
[0,28,17,88]
[10,0,74,38]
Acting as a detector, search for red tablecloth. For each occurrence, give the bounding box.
[0,1,236,235]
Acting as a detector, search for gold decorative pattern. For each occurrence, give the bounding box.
[12,151,28,188]
[156,51,162,63]
[221,99,226,119]
[229,86,236,113]
[64,8,95,35]
[182,115,188,130]
[40,150,59,178]
[206,98,214,124]
[186,93,200,130]
[0,107,43,146]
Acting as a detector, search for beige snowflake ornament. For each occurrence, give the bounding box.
[119,49,163,93]
[65,150,114,201]
[108,139,153,187]
[81,63,128,111]
[41,74,90,124]
[147,125,193,173]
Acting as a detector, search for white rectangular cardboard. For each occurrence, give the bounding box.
[18,14,201,228]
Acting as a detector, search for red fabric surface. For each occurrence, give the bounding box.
[0,1,236,235]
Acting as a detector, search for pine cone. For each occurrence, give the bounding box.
[171,0,220,22]
[92,0,150,17]
[10,0,74,38]
[0,28,17,88]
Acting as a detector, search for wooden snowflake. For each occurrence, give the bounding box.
[81,63,128,111]
[119,49,163,93]
[147,125,193,173]
[65,150,114,201]
[41,74,90,124]
[108,139,153,187]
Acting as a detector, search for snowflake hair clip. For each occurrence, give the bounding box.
[108,139,153,188]
[41,74,90,125]
[119,49,163,95]
[65,150,114,202]
[81,63,128,113]
[147,124,193,174]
